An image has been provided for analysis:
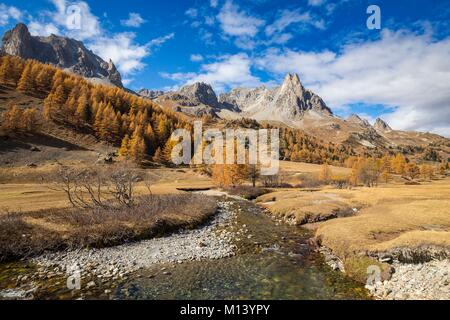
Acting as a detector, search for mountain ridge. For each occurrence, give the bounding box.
[1,23,123,88]
[143,74,450,154]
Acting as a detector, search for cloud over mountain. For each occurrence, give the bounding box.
[256,29,450,136]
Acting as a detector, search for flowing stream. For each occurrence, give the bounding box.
[0,197,369,300]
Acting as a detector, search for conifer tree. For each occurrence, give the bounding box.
[153,147,163,163]
[17,62,34,94]
[75,93,90,123]
[144,124,156,153]
[0,57,13,85]
[22,108,39,133]
[2,105,22,132]
[129,126,147,162]
[35,67,53,94]
[119,134,131,157]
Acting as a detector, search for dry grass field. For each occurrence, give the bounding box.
[0,165,213,213]
[315,179,450,257]
[257,174,450,276]
[257,188,354,224]
[279,160,351,175]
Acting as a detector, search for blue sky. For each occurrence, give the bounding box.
[0,0,449,136]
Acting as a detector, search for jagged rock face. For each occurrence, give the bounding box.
[374,118,392,132]
[156,82,221,117]
[138,89,165,99]
[1,23,123,87]
[219,73,333,122]
[347,114,371,127]
[177,82,220,108]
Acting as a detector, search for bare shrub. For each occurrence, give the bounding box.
[261,171,292,188]
[296,173,323,188]
[0,194,217,261]
[0,212,60,261]
[52,164,145,209]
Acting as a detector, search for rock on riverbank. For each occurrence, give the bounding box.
[367,259,450,300]
[32,201,237,282]
[319,245,449,300]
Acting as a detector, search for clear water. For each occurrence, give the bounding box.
[0,199,369,300]
[115,200,369,300]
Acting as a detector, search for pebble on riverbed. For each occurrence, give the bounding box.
[31,201,238,284]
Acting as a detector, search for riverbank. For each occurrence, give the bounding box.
[31,201,237,281]
[368,259,449,300]
[0,194,217,263]
[256,178,450,300]
[1,196,371,300]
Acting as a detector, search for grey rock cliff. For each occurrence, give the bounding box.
[138,89,165,99]
[374,118,393,132]
[219,73,333,122]
[1,23,123,87]
[158,82,222,117]
[176,82,220,108]
[347,114,371,127]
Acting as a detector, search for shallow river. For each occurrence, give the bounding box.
[0,198,369,300]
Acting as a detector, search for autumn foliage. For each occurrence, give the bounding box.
[0,55,190,163]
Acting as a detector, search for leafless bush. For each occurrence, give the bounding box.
[52,164,146,209]
[296,173,323,188]
[261,171,291,188]
[0,211,60,261]
[0,194,217,261]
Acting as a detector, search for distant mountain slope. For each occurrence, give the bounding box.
[219,73,333,123]
[138,89,165,100]
[1,23,123,87]
[143,72,449,157]
[154,82,226,117]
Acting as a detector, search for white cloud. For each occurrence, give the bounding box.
[210,0,219,8]
[190,54,204,62]
[217,0,264,37]
[0,4,23,26]
[205,16,215,26]
[308,0,326,6]
[256,29,450,136]
[266,33,293,45]
[49,0,101,40]
[121,13,146,28]
[28,21,59,36]
[162,54,262,93]
[149,32,175,47]
[265,9,325,38]
[90,32,174,75]
[185,8,198,18]
[23,0,174,83]
[89,32,150,74]
[160,71,197,82]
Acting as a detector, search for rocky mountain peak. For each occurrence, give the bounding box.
[217,72,332,122]
[348,114,371,127]
[374,118,392,132]
[178,82,219,108]
[280,73,304,96]
[1,23,123,87]
[2,23,33,59]
[138,89,165,100]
